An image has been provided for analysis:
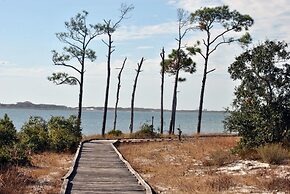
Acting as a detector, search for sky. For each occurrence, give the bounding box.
[0,0,290,111]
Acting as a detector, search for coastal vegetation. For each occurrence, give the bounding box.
[0,114,81,168]
[1,2,290,193]
[225,40,290,149]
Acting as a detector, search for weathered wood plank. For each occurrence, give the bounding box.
[64,140,150,194]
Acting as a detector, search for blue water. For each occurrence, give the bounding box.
[0,108,226,135]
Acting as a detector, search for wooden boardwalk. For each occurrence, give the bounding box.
[63,140,151,194]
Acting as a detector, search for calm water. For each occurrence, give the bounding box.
[0,108,227,135]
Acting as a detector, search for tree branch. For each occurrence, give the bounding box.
[197,50,206,59]
[209,28,234,46]
[206,68,216,74]
[208,39,237,56]
[56,76,81,86]
[54,62,82,74]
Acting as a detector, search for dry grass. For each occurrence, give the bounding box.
[118,137,239,193]
[0,167,33,194]
[118,136,290,193]
[0,152,73,193]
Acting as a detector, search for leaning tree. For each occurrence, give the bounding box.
[129,57,144,133]
[48,11,103,130]
[225,40,290,149]
[113,57,127,131]
[187,5,254,134]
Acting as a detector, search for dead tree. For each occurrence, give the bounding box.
[113,57,127,130]
[129,57,144,133]
[160,48,165,134]
[101,4,134,137]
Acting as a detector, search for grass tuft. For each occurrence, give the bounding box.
[265,177,290,191]
[203,149,235,166]
[257,144,289,164]
[206,174,236,191]
[0,167,34,194]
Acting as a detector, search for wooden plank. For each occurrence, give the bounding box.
[64,140,150,194]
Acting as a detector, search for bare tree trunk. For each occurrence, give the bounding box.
[129,57,144,133]
[169,69,180,134]
[77,72,84,131]
[197,30,210,134]
[160,48,165,134]
[113,57,127,130]
[102,32,113,137]
[197,64,207,134]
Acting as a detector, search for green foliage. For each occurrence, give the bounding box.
[225,40,290,149]
[163,49,196,75]
[0,114,17,146]
[48,72,79,85]
[19,116,48,153]
[107,129,123,137]
[257,144,289,164]
[48,11,104,86]
[131,123,159,139]
[190,5,254,32]
[0,114,31,167]
[48,115,82,152]
[0,143,30,167]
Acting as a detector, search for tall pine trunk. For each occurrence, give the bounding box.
[160,48,165,134]
[113,57,126,130]
[196,31,210,134]
[168,69,180,134]
[129,57,144,133]
[77,71,84,131]
[102,32,112,137]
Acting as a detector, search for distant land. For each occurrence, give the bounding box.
[0,101,224,112]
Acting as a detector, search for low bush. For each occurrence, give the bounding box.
[232,146,260,160]
[257,144,289,164]
[18,116,48,153]
[0,114,17,146]
[0,144,30,167]
[131,123,159,139]
[203,149,234,166]
[107,129,123,137]
[48,115,82,152]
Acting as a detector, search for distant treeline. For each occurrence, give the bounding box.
[0,101,224,112]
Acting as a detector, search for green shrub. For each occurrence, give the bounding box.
[0,144,30,167]
[48,115,81,152]
[0,147,12,165]
[18,116,48,153]
[0,114,17,146]
[257,144,289,164]
[107,129,123,137]
[131,123,159,139]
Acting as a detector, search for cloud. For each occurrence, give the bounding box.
[168,0,290,43]
[136,46,154,50]
[0,60,9,66]
[0,65,51,77]
[113,22,177,41]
